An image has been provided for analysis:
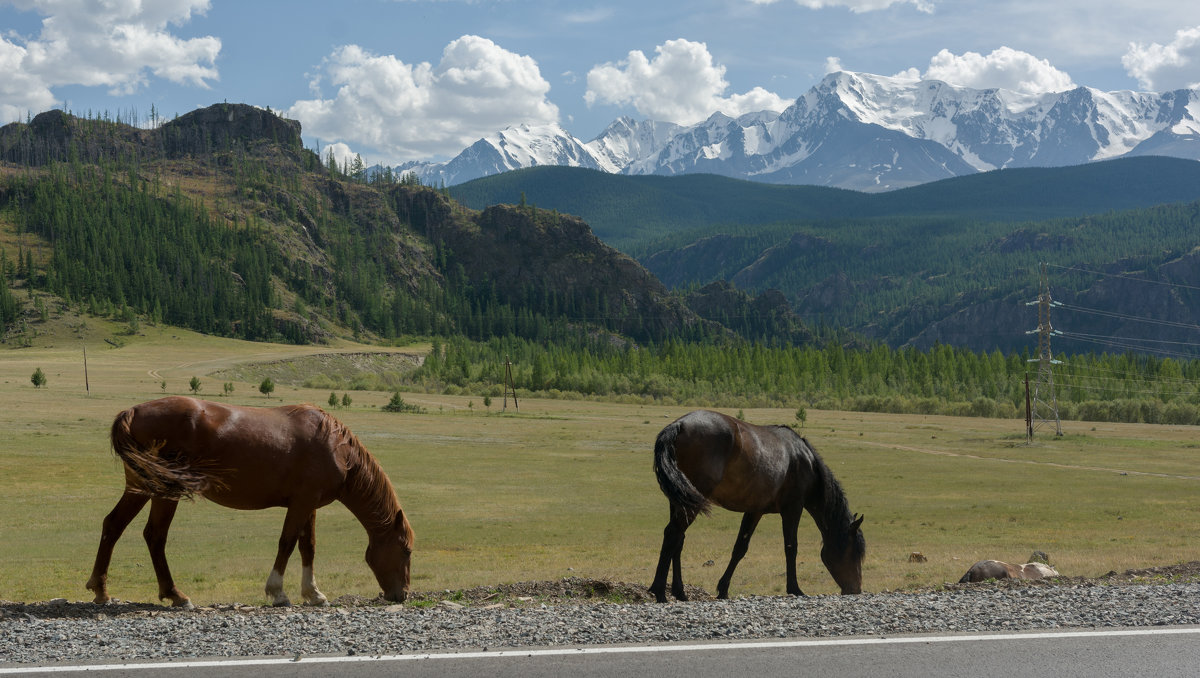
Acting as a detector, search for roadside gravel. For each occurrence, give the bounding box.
[3,564,1199,665]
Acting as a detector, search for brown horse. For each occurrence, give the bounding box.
[86,396,414,609]
[650,410,865,602]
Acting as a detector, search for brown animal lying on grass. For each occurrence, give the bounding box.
[959,560,1059,583]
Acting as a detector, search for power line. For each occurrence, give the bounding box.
[1045,263,1200,293]
[1055,301,1200,332]
[1057,381,1200,399]
[1059,363,1199,383]
[1057,332,1200,361]
[1057,370,1193,387]
[1059,330,1200,349]
[1041,263,1200,364]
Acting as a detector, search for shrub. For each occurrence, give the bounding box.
[382,392,424,413]
[303,374,339,390]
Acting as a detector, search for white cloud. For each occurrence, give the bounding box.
[321,142,356,169]
[0,36,54,122]
[1123,26,1200,91]
[562,7,615,24]
[0,0,219,121]
[747,0,934,13]
[584,39,791,125]
[288,36,559,163]
[922,47,1075,94]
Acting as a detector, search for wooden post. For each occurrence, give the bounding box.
[83,343,90,395]
[1025,373,1033,442]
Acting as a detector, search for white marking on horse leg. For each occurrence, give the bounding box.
[265,569,291,607]
[301,565,328,606]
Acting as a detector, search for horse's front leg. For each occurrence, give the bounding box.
[266,505,314,607]
[144,497,192,609]
[86,490,150,604]
[297,510,327,606]
[781,508,805,596]
[716,512,762,599]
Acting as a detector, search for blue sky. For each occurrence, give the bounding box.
[2,0,1199,167]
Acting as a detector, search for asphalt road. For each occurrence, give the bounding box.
[5,627,1199,677]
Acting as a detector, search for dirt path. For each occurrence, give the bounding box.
[859,439,1200,481]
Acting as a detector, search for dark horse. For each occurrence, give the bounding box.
[86,396,414,609]
[651,410,865,602]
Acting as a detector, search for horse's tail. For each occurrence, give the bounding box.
[111,407,210,500]
[653,421,710,517]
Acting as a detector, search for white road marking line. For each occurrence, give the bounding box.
[2,627,1198,674]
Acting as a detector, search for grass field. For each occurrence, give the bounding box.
[2,322,1199,605]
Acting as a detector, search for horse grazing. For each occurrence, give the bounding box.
[959,560,1059,583]
[86,396,414,609]
[650,410,866,602]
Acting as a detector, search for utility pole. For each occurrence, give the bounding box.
[1025,262,1062,439]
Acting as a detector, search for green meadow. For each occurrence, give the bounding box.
[2,323,1198,605]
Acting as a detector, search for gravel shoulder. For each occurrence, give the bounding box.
[3,562,1200,665]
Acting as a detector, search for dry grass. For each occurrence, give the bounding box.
[1,327,1199,605]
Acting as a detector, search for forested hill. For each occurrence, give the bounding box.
[0,104,810,347]
[451,160,1200,357]
[449,158,1200,250]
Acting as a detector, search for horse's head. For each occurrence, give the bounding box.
[821,513,865,594]
[365,507,414,602]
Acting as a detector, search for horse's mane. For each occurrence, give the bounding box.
[785,430,866,562]
[315,408,410,543]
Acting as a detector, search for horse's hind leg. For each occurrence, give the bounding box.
[297,510,327,606]
[781,508,805,596]
[86,490,150,604]
[650,507,694,603]
[716,512,762,599]
[144,497,192,609]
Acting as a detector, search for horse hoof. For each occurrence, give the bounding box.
[173,599,195,610]
[272,599,292,608]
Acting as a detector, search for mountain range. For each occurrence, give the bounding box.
[400,70,1200,192]
[5,103,1200,359]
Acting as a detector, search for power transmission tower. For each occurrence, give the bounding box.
[1025,262,1062,439]
[502,355,518,411]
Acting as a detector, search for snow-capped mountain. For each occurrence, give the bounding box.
[585,117,683,173]
[402,71,1200,192]
[408,122,605,187]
